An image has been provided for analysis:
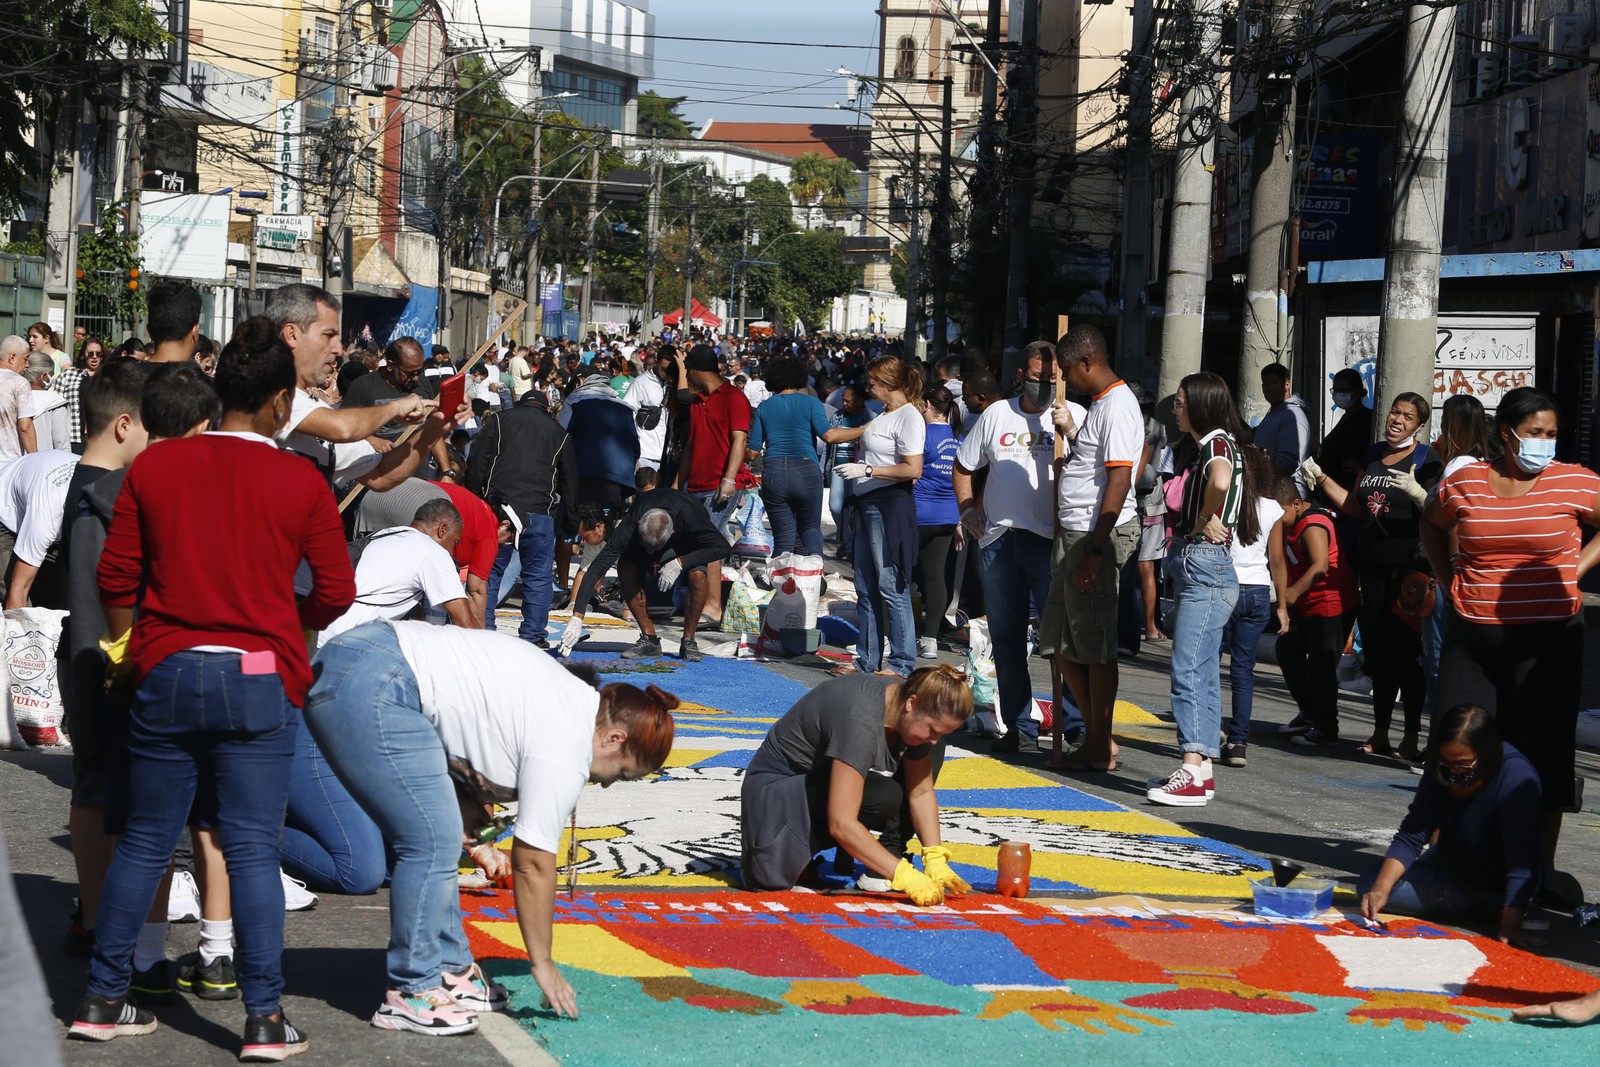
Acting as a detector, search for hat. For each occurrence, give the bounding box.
[686,344,720,372]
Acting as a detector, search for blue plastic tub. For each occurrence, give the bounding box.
[1248,872,1334,919]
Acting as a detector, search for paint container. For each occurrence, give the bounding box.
[997,841,1031,898]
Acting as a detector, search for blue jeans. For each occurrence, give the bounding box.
[304,623,473,993]
[828,469,853,556]
[1355,851,1503,923]
[89,652,298,1016]
[1223,584,1271,745]
[1117,549,1143,656]
[762,455,824,557]
[1421,586,1452,719]
[484,543,523,628]
[982,529,1083,740]
[1168,541,1239,759]
[282,726,387,894]
[515,511,556,643]
[852,502,916,676]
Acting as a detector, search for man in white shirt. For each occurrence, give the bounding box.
[1038,325,1145,772]
[508,347,535,400]
[953,342,1085,752]
[0,335,37,465]
[320,498,473,644]
[0,448,79,607]
[623,347,674,469]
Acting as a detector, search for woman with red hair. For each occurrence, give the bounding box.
[305,622,676,1031]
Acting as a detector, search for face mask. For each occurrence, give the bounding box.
[1331,391,1353,411]
[1022,379,1053,408]
[1435,763,1479,788]
[1511,434,1556,474]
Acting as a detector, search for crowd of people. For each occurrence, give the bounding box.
[4,278,1600,1056]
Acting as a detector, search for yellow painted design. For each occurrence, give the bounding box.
[1112,700,1162,725]
[935,759,1058,791]
[943,807,1202,838]
[1030,851,1252,898]
[475,921,690,978]
[662,749,721,769]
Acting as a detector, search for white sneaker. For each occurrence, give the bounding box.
[281,870,318,912]
[167,869,201,924]
[918,637,939,659]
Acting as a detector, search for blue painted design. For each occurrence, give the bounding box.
[688,749,756,769]
[831,927,1061,987]
[937,787,1125,813]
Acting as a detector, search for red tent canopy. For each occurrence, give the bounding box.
[661,299,722,328]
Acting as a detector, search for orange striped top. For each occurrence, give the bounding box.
[1436,460,1600,624]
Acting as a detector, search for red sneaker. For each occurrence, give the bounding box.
[1146,765,1212,806]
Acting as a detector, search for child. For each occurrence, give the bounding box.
[1274,477,1358,747]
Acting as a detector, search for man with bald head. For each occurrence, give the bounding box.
[0,335,37,467]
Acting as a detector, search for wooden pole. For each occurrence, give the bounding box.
[337,296,527,513]
[1049,316,1068,765]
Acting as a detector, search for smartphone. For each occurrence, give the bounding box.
[438,371,466,419]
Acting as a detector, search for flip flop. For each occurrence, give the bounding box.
[827,663,858,677]
[696,614,722,632]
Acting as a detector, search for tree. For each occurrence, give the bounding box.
[636,91,697,139]
[767,229,857,330]
[788,152,858,228]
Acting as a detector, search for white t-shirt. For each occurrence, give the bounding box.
[508,355,534,399]
[1057,380,1144,531]
[0,449,79,565]
[954,397,1083,540]
[1229,498,1285,588]
[0,369,32,468]
[855,403,926,494]
[388,621,599,852]
[623,372,668,464]
[278,392,382,487]
[320,527,466,645]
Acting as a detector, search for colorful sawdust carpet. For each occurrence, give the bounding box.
[463,889,1600,1066]
[554,653,1266,898]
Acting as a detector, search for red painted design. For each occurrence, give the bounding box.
[806,998,960,1017]
[1126,989,1315,1014]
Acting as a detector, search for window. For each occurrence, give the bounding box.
[362,149,377,199]
[894,36,916,80]
[966,56,983,96]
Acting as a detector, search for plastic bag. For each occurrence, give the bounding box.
[722,565,774,636]
[768,553,824,628]
[757,579,810,656]
[729,490,774,558]
[5,608,69,747]
[965,617,999,721]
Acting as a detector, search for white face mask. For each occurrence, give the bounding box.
[1511,433,1557,474]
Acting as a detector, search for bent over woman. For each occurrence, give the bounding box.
[741,665,972,905]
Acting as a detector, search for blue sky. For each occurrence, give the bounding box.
[644,0,880,132]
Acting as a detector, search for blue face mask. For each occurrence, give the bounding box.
[1512,434,1557,474]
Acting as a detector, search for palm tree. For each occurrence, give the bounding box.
[788,152,858,229]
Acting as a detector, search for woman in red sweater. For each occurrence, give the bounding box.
[71,317,356,1062]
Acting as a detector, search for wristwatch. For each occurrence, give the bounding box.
[865,465,874,479]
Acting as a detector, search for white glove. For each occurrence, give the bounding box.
[468,842,511,882]
[657,558,683,592]
[1389,469,1427,507]
[1299,456,1324,489]
[558,616,584,657]
[835,462,869,480]
[1051,403,1078,441]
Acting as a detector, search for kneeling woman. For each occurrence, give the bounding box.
[1358,704,1541,945]
[741,665,972,905]
[306,621,676,1031]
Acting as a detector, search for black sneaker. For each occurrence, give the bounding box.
[240,1013,309,1062]
[1277,715,1313,737]
[178,952,241,1000]
[679,637,703,662]
[621,634,663,660]
[129,959,176,1005]
[1291,728,1339,748]
[68,995,158,1041]
[1220,742,1248,767]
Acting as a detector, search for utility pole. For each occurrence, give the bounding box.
[906,127,924,358]
[579,138,601,340]
[437,50,460,348]
[1156,0,1224,402]
[1116,0,1155,380]
[1374,1,1456,440]
[735,195,751,337]
[522,59,544,341]
[1237,1,1299,425]
[1001,0,1040,384]
[683,181,698,332]
[643,158,661,326]
[324,0,356,308]
[930,73,954,362]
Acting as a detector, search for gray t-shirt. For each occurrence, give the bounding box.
[354,477,448,536]
[764,674,930,778]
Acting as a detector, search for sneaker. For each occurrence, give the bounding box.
[281,871,318,912]
[917,636,938,659]
[678,637,703,662]
[1146,765,1215,797]
[1277,716,1313,737]
[371,987,480,1036]
[167,869,201,923]
[240,1012,309,1062]
[621,634,663,660]
[1220,743,1248,768]
[130,959,176,1005]
[443,963,509,1012]
[856,871,894,893]
[68,996,158,1042]
[1146,765,1212,807]
[1290,728,1339,748]
[178,951,241,1000]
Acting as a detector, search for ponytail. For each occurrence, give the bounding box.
[596,682,678,770]
[902,663,973,723]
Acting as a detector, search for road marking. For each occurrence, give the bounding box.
[479,1011,561,1066]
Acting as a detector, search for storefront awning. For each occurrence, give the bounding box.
[1306,249,1598,285]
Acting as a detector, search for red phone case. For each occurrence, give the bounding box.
[439,371,466,417]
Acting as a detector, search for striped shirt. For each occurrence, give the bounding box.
[1179,428,1244,544]
[1436,460,1600,624]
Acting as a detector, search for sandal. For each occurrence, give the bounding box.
[827,663,859,677]
[1395,743,1425,764]
[1355,739,1388,758]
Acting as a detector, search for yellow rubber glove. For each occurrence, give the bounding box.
[920,845,972,897]
[890,858,945,907]
[99,630,130,666]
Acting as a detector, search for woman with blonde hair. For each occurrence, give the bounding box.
[741,664,974,904]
